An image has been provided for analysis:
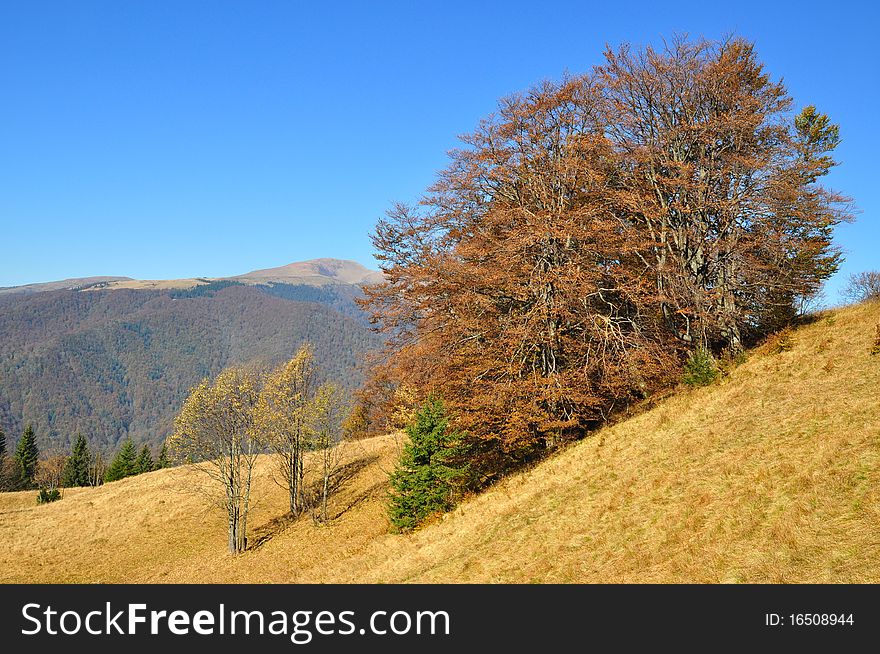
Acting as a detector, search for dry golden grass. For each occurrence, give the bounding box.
[2,301,879,583]
[0,436,399,583]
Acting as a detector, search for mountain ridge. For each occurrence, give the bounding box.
[0,258,382,294]
[0,276,134,295]
[0,260,382,451]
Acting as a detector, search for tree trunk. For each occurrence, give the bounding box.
[228,506,237,553]
[296,442,305,514]
[321,467,329,522]
[288,446,298,515]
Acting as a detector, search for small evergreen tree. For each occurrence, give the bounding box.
[683,348,720,387]
[37,488,61,504]
[104,439,137,482]
[61,434,91,487]
[388,397,466,532]
[156,442,170,469]
[134,445,154,474]
[0,426,6,459]
[13,424,39,489]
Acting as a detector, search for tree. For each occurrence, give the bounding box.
[134,445,154,474]
[104,439,137,482]
[156,442,170,469]
[35,453,67,502]
[61,434,91,487]
[0,426,13,491]
[599,40,850,349]
[13,424,39,489]
[89,451,106,487]
[311,383,348,523]
[362,35,852,478]
[388,398,466,532]
[256,345,316,516]
[843,271,880,304]
[364,75,678,473]
[170,366,262,554]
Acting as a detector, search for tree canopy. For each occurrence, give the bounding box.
[360,36,852,477]
[104,439,137,482]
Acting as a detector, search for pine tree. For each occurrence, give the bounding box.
[0,427,9,491]
[104,439,137,482]
[13,424,39,490]
[61,434,91,487]
[388,398,466,532]
[157,442,170,469]
[134,445,154,475]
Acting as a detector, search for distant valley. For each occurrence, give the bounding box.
[0,259,382,452]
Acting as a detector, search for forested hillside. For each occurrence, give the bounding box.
[0,282,378,451]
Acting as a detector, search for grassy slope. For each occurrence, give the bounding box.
[0,435,399,583]
[2,302,878,583]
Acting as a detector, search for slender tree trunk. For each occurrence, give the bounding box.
[321,451,330,522]
[240,465,251,553]
[287,445,297,515]
[296,434,305,513]
[228,505,237,553]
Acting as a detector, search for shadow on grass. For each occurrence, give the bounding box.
[248,453,381,551]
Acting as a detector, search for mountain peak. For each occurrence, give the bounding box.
[235,258,383,286]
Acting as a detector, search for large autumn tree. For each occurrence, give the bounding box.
[360,36,851,476]
[598,37,851,350]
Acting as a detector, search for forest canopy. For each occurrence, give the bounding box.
[359,36,852,477]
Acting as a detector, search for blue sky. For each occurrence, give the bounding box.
[1,1,877,301]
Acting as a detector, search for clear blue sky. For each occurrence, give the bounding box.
[1,1,877,301]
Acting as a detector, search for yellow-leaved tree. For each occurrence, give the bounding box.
[255,345,316,516]
[312,382,347,522]
[170,366,262,554]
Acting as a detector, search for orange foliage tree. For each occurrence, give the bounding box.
[360,36,852,479]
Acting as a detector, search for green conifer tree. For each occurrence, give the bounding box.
[134,445,154,475]
[13,424,40,489]
[388,397,466,532]
[157,442,170,469]
[61,434,91,487]
[104,439,137,482]
[0,427,9,491]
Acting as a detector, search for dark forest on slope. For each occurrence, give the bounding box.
[0,283,379,451]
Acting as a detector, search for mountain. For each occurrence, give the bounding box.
[0,259,382,294]
[233,258,384,286]
[0,260,382,451]
[2,300,878,583]
[0,276,132,296]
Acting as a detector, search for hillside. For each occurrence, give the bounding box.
[2,301,878,583]
[0,277,379,451]
[0,276,132,295]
